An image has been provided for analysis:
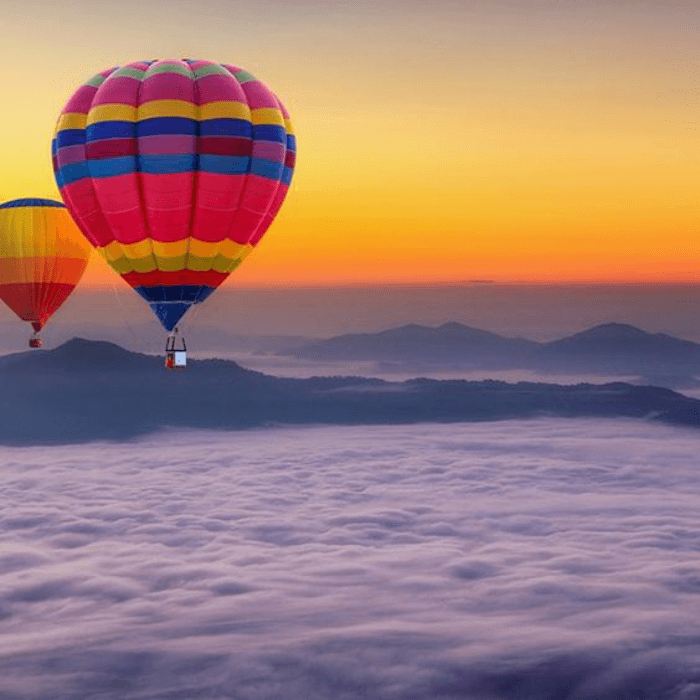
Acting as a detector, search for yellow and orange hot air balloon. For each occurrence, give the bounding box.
[0,198,91,347]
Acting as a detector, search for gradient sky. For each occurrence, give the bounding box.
[0,0,698,287]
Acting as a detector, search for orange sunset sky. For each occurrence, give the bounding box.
[0,0,698,287]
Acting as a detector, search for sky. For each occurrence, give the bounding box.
[5,282,700,345]
[1,419,699,699]
[0,0,698,288]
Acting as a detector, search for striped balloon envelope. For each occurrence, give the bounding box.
[0,198,91,338]
[52,59,296,331]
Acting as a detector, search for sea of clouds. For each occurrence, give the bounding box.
[1,418,699,699]
[190,349,644,385]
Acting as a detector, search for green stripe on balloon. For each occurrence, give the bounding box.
[84,74,108,88]
[193,64,230,79]
[145,63,194,79]
[109,67,146,80]
[232,70,258,84]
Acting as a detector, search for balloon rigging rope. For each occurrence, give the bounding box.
[110,280,142,347]
[176,298,202,341]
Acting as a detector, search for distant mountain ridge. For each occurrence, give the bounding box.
[289,321,538,359]
[287,322,700,378]
[0,338,698,445]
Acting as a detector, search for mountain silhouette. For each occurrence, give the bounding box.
[540,323,700,372]
[0,338,698,445]
[0,337,160,374]
[289,322,538,364]
[288,322,700,378]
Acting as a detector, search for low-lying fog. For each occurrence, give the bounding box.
[1,419,699,699]
[190,349,644,384]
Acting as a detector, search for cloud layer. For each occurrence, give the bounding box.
[0,418,699,699]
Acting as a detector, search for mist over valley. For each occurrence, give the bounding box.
[1,420,699,699]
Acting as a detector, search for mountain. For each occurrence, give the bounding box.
[0,337,160,373]
[289,322,539,365]
[287,322,700,377]
[540,323,700,373]
[0,338,698,445]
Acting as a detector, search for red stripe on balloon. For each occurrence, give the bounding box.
[86,138,138,160]
[0,282,78,327]
[121,270,228,288]
[250,182,289,246]
[198,136,252,156]
[190,172,247,242]
[59,180,116,247]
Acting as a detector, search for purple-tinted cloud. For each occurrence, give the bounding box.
[0,419,699,698]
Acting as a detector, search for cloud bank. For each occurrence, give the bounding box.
[0,418,699,699]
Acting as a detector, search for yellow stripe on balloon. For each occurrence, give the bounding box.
[98,237,254,275]
[156,255,187,272]
[187,238,249,259]
[225,245,254,273]
[100,239,153,261]
[114,237,252,260]
[152,239,189,257]
[284,118,294,136]
[56,112,88,131]
[0,208,91,260]
[199,101,251,121]
[184,254,212,272]
[219,239,250,258]
[87,104,137,125]
[137,100,198,120]
[251,108,285,127]
[104,254,157,275]
[97,253,130,274]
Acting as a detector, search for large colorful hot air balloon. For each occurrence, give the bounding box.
[0,198,91,347]
[52,59,296,365]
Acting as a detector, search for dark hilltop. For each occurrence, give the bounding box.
[0,338,698,445]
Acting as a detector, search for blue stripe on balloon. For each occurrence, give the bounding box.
[199,118,253,138]
[198,154,250,174]
[56,129,86,148]
[86,121,134,142]
[56,161,91,186]
[249,158,284,181]
[150,302,191,331]
[137,117,198,137]
[281,166,293,186]
[194,286,216,303]
[138,154,197,174]
[252,124,286,143]
[87,156,136,178]
[0,198,65,209]
[135,285,215,303]
[286,134,296,152]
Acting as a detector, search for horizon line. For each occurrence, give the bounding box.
[76,279,700,291]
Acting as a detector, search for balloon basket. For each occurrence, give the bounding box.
[165,329,187,369]
[29,335,42,349]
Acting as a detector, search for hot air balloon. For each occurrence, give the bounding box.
[52,59,296,368]
[0,198,91,347]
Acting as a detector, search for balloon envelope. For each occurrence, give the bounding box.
[52,59,296,331]
[0,198,91,331]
